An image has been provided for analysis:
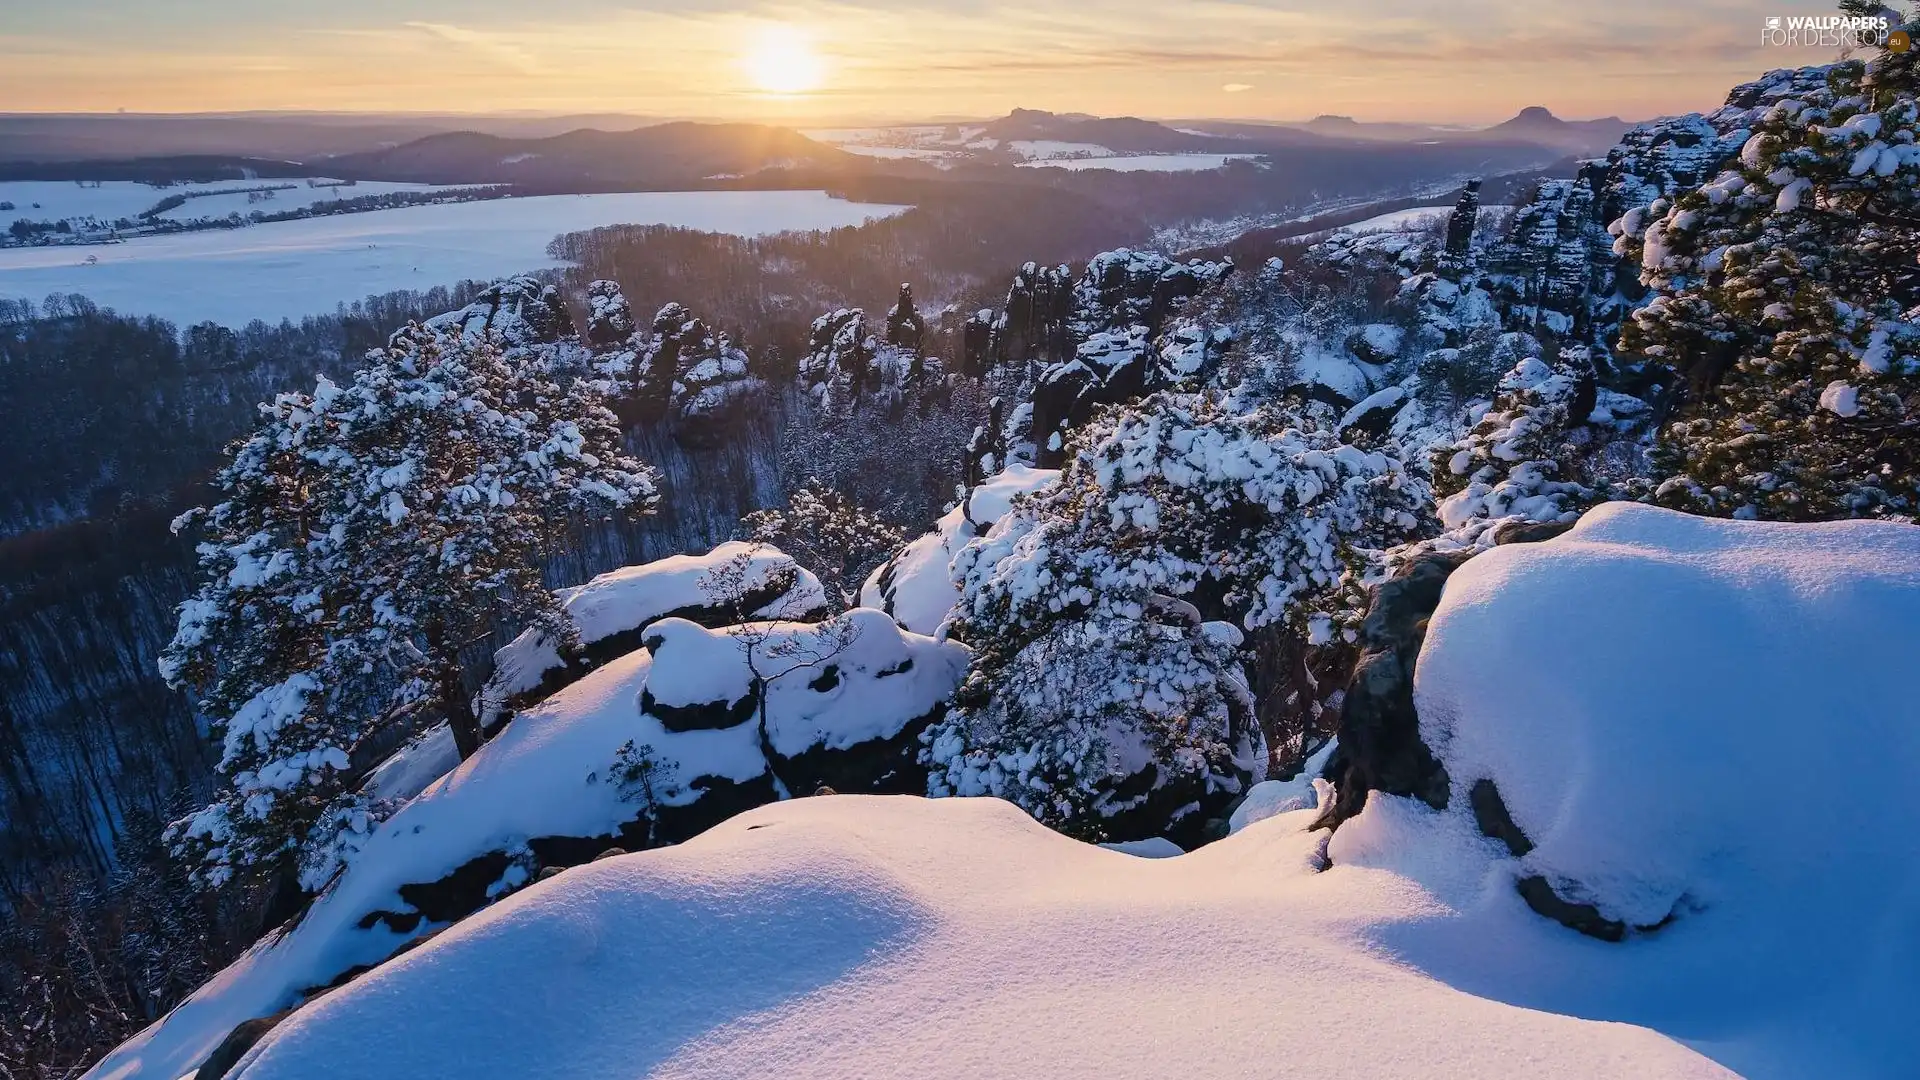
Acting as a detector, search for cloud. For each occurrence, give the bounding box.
[1222,82,1253,92]
[402,21,542,75]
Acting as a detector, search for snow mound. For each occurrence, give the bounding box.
[1229,738,1337,833]
[218,796,1740,1080]
[639,609,969,770]
[481,542,827,729]
[1419,502,1920,928]
[859,466,1059,634]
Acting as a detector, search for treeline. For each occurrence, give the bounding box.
[551,182,1152,354]
[0,286,492,538]
[0,287,503,903]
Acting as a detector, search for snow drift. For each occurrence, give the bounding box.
[1418,502,1920,932]
[215,796,1739,1080]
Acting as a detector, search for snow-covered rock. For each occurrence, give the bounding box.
[1099,836,1184,858]
[859,466,1059,635]
[1417,502,1920,943]
[480,543,827,731]
[422,276,573,348]
[638,609,969,795]
[1227,738,1337,834]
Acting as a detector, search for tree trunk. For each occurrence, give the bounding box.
[441,665,482,760]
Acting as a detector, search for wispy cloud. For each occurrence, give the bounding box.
[0,0,1823,122]
[402,21,543,76]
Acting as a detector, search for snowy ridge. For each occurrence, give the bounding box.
[85,606,963,1080]
[214,796,1741,1080]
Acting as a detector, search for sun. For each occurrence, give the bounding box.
[742,26,825,95]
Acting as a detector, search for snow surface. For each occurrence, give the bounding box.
[219,796,1741,1080]
[0,179,473,229]
[0,191,908,327]
[858,465,1060,634]
[1017,153,1260,172]
[1410,503,1920,1076]
[359,725,459,804]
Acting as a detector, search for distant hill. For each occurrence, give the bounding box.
[318,122,877,189]
[0,113,674,164]
[1180,108,1640,157]
[979,109,1312,154]
[1480,106,1632,155]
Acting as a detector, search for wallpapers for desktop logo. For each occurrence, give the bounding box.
[1762,13,1910,51]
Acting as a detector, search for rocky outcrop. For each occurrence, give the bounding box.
[478,544,827,734]
[422,276,574,347]
[1315,551,1466,829]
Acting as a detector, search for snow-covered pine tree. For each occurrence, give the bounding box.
[929,392,1424,835]
[1432,344,1599,537]
[162,322,659,891]
[1615,32,1920,519]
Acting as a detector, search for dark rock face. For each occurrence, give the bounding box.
[993,262,1074,365]
[639,685,758,733]
[1516,876,1627,942]
[396,851,513,925]
[886,284,927,351]
[1028,328,1152,466]
[769,711,939,799]
[1469,778,1534,857]
[1316,551,1468,829]
[584,279,635,349]
[195,1009,297,1080]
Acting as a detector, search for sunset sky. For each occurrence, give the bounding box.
[0,0,1856,123]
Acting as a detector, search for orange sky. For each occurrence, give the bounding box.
[0,1,1852,123]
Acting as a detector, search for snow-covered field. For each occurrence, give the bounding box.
[0,191,908,327]
[1018,153,1261,172]
[0,179,474,227]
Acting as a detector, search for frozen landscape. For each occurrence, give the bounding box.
[1016,152,1263,172]
[0,190,908,326]
[7,7,1920,1079]
[84,505,1920,1080]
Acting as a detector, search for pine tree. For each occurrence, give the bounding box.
[1616,37,1920,519]
[931,392,1424,834]
[1432,344,1598,535]
[741,483,907,610]
[162,323,659,891]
